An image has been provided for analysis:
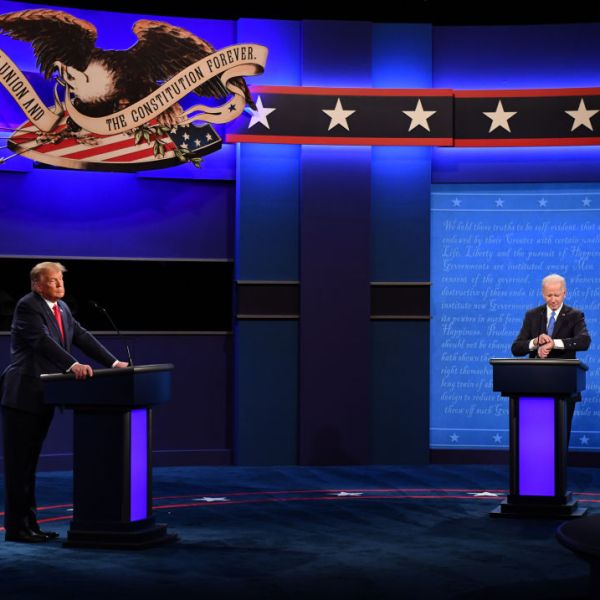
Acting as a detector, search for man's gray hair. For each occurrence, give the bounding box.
[30,261,66,290]
[542,273,566,291]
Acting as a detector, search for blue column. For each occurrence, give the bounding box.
[298,21,372,465]
[233,19,301,464]
[370,24,432,464]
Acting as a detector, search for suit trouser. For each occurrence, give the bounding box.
[1,405,53,532]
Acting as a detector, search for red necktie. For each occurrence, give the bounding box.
[52,303,65,343]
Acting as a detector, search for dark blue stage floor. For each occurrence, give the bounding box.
[0,464,597,599]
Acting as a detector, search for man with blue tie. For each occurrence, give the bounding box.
[511,273,591,439]
[0,262,129,543]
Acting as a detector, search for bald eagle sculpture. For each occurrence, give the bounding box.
[0,9,256,126]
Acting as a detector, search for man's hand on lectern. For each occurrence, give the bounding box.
[71,363,93,379]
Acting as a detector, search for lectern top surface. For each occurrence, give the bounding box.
[489,358,588,370]
[40,363,174,381]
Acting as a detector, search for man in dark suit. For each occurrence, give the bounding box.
[511,273,591,439]
[0,261,128,543]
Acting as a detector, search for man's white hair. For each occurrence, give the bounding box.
[542,273,566,291]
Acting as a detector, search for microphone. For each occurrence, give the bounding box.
[89,300,134,367]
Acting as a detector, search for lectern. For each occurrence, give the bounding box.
[41,363,177,548]
[489,358,588,518]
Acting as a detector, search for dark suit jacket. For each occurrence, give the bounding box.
[511,303,591,359]
[0,292,117,414]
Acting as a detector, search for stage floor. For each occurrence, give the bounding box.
[0,464,597,599]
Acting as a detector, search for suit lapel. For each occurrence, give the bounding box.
[539,307,548,335]
[35,293,64,346]
[552,305,569,339]
[58,301,72,348]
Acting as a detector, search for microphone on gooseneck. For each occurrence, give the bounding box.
[89,300,134,367]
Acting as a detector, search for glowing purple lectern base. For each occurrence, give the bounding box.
[518,397,555,497]
[130,408,149,522]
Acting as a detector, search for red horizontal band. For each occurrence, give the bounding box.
[227,134,453,146]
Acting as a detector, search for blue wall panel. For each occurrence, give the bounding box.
[372,23,432,88]
[369,24,433,463]
[233,19,301,465]
[302,21,372,88]
[371,321,429,464]
[299,145,372,465]
[234,321,298,465]
[235,143,300,280]
[0,171,234,259]
[433,23,600,90]
[371,146,431,281]
[297,20,373,466]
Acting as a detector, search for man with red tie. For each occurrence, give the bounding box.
[0,261,128,543]
[511,273,591,441]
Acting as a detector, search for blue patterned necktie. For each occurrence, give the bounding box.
[547,311,556,336]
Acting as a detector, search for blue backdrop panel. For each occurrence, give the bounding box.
[233,19,301,465]
[368,22,432,465]
[136,335,233,465]
[433,23,600,90]
[0,171,234,259]
[297,21,372,466]
[235,143,300,280]
[433,146,600,184]
[234,321,298,465]
[371,146,431,281]
[371,321,429,464]
[301,21,372,88]
[430,183,600,451]
[235,16,302,281]
[372,23,432,88]
[299,145,371,465]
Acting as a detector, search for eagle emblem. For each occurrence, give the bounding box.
[0,9,267,171]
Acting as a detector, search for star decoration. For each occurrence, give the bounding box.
[483,100,517,133]
[580,435,590,445]
[582,198,592,207]
[331,492,364,497]
[539,198,548,207]
[402,99,437,132]
[194,497,229,502]
[180,142,188,149]
[228,104,237,113]
[452,199,462,207]
[322,98,356,131]
[183,132,190,141]
[248,96,276,129]
[450,433,459,443]
[205,133,213,141]
[194,139,202,147]
[495,199,504,207]
[492,434,502,443]
[565,99,599,132]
